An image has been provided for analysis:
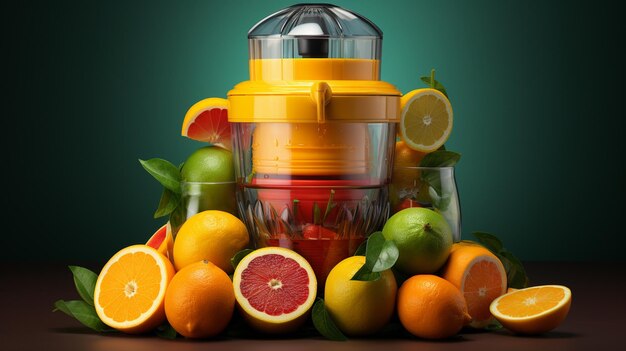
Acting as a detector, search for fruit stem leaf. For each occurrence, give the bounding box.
[68,266,98,306]
[154,322,178,339]
[322,189,336,223]
[312,298,348,341]
[139,158,182,194]
[420,68,449,98]
[351,232,398,281]
[472,231,530,289]
[53,299,113,332]
[231,249,254,271]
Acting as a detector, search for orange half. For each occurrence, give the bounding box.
[490,285,572,334]
[440,243,507,328]
[94,245,175,333]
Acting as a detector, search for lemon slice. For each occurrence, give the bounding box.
[399,88,453,152]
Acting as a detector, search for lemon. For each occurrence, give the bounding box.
[173,210,249,273]
[324,256,397,336]
[400,88,453,152]
[382,207,453,274]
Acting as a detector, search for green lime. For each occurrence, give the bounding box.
[382,207,453,274]
[180,146,237,217]
[180,146,235,182]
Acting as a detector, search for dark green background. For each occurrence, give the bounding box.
[5,0,623,262]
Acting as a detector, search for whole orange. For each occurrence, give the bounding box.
[397,274,471,339]
[164,260,235,338]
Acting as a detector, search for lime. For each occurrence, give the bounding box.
[181,146,234,182]
[180,146,237,216]
[324,256,397,336]
[382,207,453,274]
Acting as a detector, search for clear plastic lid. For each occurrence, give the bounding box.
[248,3,382,60]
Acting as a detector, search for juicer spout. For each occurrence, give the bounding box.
[310,81,332,124]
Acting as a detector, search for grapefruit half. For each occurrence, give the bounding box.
[145,222,174,261]
[232,247,317,333]
[181,97,231,149]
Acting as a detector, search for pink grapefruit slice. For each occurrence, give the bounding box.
[181,97,231,149]
[145,222,174,262]
[232,247,317,333]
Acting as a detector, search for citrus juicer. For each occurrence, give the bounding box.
[228,4,401,283]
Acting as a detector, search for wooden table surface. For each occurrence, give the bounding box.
[2,261,624,351]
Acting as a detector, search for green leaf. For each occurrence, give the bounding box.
[353,240,367,256]
[472,232,504,253]
[154,188,180,218]
[53,300,112,332]
[154,322,177,339]
[312,299,348,341]
[351,232,398,281]
[499,250,529,289]
[419,150,461,167]
[231,249,254,270]
[68,266,97,306]
[484,319,504,331]
[139,158,181,194]
[322,190,336,222]
[420,69,449,97]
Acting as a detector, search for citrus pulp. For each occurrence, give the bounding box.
[490,285,572,334]
[94,245,175,334]
[440,242,508,328]
[400,88,453,152]
[181,97,231,149]
[232,247,317,333]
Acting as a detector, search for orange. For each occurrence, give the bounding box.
[173,210,249,273]
[490,285,572,334]
[233,247,317,334]
[439,242,507,328]
[397,274,471,339]
[145,221,174,261]
[164,260,235,338]
[181,97,231,149]
[324,256,397,336]
[94,245,175,334]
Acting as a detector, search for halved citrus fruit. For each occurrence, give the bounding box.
[94,245,175,334]
[232,247,317,333]
[145,222,173,261]
[490,285,572,334]
[181,97,231,149]
[440,243,507,328]
[400,88,453,152]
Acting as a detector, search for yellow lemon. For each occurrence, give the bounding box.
[324,256,397,336]
[400,88,453,152]
[173,210,249,273]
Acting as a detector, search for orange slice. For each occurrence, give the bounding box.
[181,97,231,149]
[145,222,174,261]
[94,245,175,333]
[440,243,508,328]
[490,285,572,334]
[232,247,317,333]
[400,88,453,152]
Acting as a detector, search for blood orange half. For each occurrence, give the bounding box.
[232,247,317,333]
[181,97,231,149]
